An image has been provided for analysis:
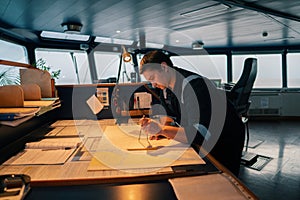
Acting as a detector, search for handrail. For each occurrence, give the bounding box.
[0,59,35,69]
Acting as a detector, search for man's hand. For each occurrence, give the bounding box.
[139,117,162,135]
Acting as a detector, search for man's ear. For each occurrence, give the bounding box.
[161,62,168,71]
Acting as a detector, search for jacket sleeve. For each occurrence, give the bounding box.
[181,77,212,145]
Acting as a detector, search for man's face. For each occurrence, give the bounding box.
[142,65,169,90]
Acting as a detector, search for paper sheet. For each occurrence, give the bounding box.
[0,107,40,117]
[7,149,76,165]
[86,95,104,114]
[169,173,248,200]
[24,100,55,107]
[4,137,82,165]
[88,125,205,172]
[0,115,34,127]
[25,137,82,149]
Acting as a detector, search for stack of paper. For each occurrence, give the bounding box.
[4,138,82,165]
[24,97,61,116]
[169,173,249,200]
[0,107,41,126]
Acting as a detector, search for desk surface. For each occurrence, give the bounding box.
[25,180,177,200]
[0,119,257,200]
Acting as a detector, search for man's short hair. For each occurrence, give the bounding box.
[140,50,174,74]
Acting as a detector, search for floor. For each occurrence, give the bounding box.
[238,119,300,200]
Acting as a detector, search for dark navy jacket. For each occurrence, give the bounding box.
[157,66,245,176]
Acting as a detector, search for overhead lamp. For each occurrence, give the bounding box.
[112,38,134,45]
[136,41,164,49]
[122,46,132,62]
[40,31,90,41]
[192,41,204,50]
[61,22,82,34]
[94,36,134,45]
[94,36,112,43]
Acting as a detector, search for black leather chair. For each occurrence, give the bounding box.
[226,58,257,152]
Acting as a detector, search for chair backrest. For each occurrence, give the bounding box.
[230,58,257,115]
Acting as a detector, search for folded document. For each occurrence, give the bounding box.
[4,138,82,165]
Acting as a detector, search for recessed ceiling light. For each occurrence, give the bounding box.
[116,30,121,33]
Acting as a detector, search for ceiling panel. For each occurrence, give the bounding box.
[0,0,299,48]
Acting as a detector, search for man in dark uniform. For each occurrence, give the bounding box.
[139,50,245,176]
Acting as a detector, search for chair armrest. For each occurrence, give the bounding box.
[222,82,235,91]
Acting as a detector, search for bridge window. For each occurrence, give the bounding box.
[171,55,227,84]
[287,52,300,88]
[0,39,28,86]
[35,49,91,85]
[232,54,282,88]
[94,52,120,82]
[0,39,28,63]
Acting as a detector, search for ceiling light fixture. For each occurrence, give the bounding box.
[94,36,134,45]
[263,36,295,42]
[61,22,82,34]
[40,31,90,41]
[192,41,204,50]
[136,41,164,49]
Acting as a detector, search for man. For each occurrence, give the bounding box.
[139,50,245,176]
